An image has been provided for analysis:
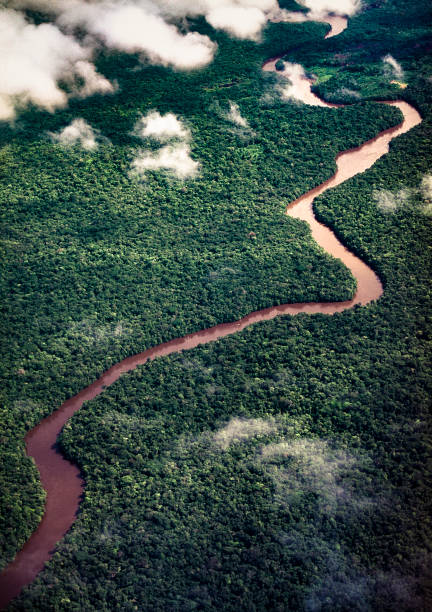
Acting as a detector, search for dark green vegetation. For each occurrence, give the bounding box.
[1,0,432,609]
[289,0,432,104]
[0,14,394,568]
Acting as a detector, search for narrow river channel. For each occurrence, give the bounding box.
[0,16,422,610]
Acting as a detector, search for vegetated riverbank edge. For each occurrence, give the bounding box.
[0,44,422,612]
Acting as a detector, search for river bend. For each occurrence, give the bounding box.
[0,19,422,610]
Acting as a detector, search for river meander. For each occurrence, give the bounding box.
[0,16,422,610]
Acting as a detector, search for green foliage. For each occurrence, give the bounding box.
[281,0,432,103]
[1,17,393,569]
[1,0,432,610]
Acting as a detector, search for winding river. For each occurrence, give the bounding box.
[0,16,422,609]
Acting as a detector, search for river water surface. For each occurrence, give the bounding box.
[0,18,422,610]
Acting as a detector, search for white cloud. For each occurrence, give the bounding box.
[332,86,361,101]
[420,174,432,200]
[8,0,283,59]
[71,60,115,98]
[280,62,308,101]
[374,179,432,217]
[270,2,357,34]
[158,0,278,39]
[373,188,410,214]
[420,174,432,216]
[2,0,363,121]
[0,1,215,121]
[58,3,216,71]
[0,9,92,120]
[383,54,404,80]
[206,6,267,40]
[214,417,278,449]
[374,190,396,214]
[50,118,99,150]
[0,8,114,121]
[225,102,249,128]
[9,0,360,44]
[299,0,362,18]
[278,62,329,105]
[260,438,358,512]
[131,111,197,179]
[0,96,15,122]
[134,111,190,142]
[131,143,199,179]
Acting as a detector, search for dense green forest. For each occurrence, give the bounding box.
[1,0,431,609]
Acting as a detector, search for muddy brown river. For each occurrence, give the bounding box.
[0,19,422,610]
